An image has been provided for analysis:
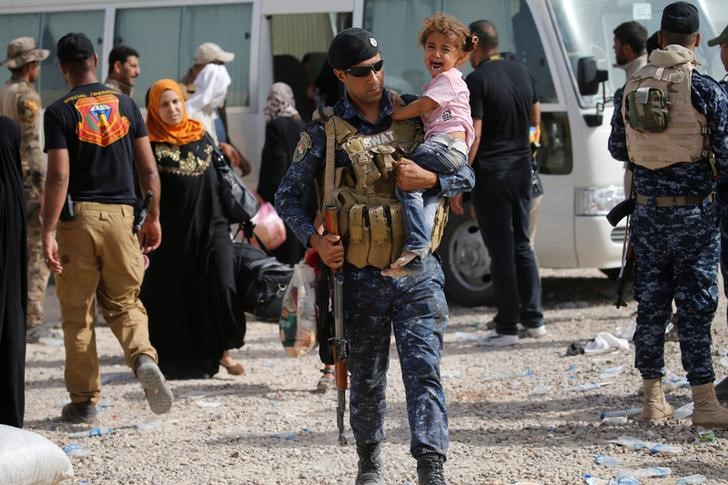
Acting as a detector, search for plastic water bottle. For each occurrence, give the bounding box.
[649,443,682,455]
[601,416,628,426]
[600,407,641,419]
[611,435,647,450]
[594,454,620,466]
[676,475,707,484]
[68,426,114,438]
[617,466,670,478]
[674,401,694,419]
[63,444,94,456]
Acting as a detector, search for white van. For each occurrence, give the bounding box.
[1,0,725,305]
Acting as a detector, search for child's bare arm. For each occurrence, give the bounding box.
[391,95,439,121]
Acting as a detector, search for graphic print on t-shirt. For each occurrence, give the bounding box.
[74,94,130,147]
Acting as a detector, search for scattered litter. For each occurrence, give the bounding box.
[512,481,540,484]
[37,337,64,347]
[441,370,461,380]
[62,444,93,457]
[616,466,670,479]
[135,419,162,432]
[196,400,224,408]
[664,374,689,390]
[566,342,585,356]
[601,416,628,426]
[594,454,620,466]
[696,430,716,443]
[96,399,112,412]
[614,321,636,341]
[583,474,636,485]
[584,332,630,354]
[223,430,301,441]
[611,436,682,455]
[598,366,623,380]
[676,475,707,484]
[529,384,551,396]
[674,402,694,419]
[68,427,114,438]
[720,357,728,369]
[600,407,641,419]
[571,382,613,392]
[484,369,533,381]
[453,332,478,342]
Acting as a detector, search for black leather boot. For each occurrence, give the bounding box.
[355,443,385,485]
[417,454,446,485]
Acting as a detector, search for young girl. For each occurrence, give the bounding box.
[384,12,475,276]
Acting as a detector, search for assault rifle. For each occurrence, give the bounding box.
[324,205,348,446]
[606,198,635,308]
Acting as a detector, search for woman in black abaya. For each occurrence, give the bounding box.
[141,79,245,379]
[0,116,27,427]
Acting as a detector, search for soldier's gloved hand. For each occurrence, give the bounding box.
[310,233,344,270]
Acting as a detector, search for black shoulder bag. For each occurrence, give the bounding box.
[209,135,259,224]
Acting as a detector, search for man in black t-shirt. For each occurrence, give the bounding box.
[465,20,545,347]
[41,33,172,424]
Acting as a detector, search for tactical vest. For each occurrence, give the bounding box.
[315,107,449,269]
[621,45,710,169]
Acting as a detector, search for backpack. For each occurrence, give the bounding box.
[234,241,293,322]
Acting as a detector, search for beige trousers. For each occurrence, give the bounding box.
[54,202,157,404]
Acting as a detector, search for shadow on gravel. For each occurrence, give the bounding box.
[25,376,67,390]
[440,338,580,357]
[167,381,274,399]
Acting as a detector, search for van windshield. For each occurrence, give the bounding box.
[550,0,728,107]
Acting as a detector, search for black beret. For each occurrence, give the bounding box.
[661,2,699,34]
[57,33,95,63]
[327,28,380,70]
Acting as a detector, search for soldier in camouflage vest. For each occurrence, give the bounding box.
[609,2,728,428]
[0,37,52,343]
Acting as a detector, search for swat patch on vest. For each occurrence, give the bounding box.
[358,130,396,150]
[292,131,311,163]
[626,87,669,133]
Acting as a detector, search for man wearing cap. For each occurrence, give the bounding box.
[104,45,140,97]
[0,37,53,344]
[180,42,251,175]
[276,28,474,485]
[708,25,728,402]
[609,2,728,427]
[41,32,173,424]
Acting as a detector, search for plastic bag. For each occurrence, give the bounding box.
[279,262,317,357]
[251,202,286,250]
[0,424,74,484]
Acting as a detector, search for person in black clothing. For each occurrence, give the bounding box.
[466,20,545,347]
[258,82,312,265]
[142,78,245,379]
[0,116,26,428]
[42,33,172,424]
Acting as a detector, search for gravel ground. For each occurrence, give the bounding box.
[23,269,728,484]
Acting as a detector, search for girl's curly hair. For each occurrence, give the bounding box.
[419,12,475,53]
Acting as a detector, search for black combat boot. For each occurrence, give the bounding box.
[355,443,385,485]
[417,454,446,485]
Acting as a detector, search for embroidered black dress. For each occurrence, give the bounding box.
[141,137,244,379]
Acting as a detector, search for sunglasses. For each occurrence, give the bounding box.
[343,59,384,77]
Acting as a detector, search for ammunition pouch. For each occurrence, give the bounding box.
[626,87,668,133]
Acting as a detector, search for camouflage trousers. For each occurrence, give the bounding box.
[26,200,50,327]
[343,254,449,459]
[717,184,728,300]
[631,199,718,386]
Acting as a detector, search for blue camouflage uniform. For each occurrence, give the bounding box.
[716,79,728,303]
[609,71,728,385]
[275,91,474,458]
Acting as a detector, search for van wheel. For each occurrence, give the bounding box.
[438,207,495,306]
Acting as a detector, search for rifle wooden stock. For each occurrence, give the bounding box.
[324,204,348,445]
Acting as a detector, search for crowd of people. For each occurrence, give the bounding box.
[1,2,728,483]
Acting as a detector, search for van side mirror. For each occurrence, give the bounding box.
[577,56,608,96]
